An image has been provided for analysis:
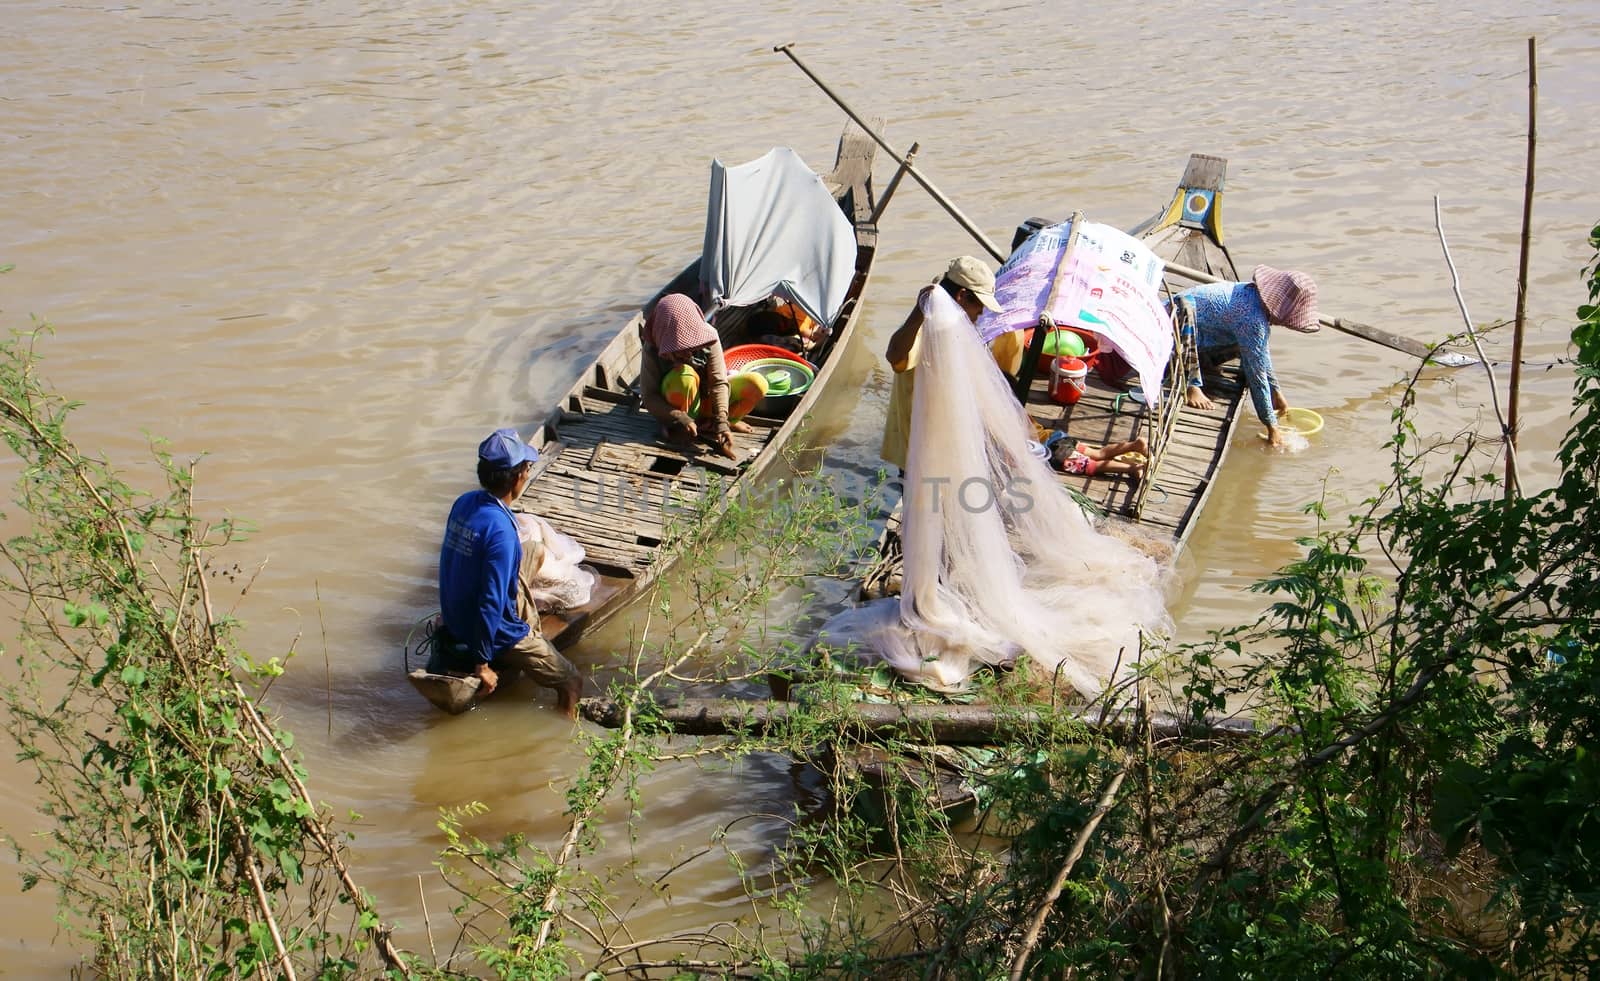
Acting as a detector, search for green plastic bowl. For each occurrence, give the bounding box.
[1043,329,1087,358]
[743,357,815,418]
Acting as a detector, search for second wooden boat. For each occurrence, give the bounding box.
[409,120,896,712]
[836,152,1251,815]
[861,152,1248,602]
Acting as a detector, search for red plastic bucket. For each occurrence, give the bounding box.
[1048,357,1087,405]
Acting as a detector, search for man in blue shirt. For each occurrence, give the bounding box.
[438,428,581,717]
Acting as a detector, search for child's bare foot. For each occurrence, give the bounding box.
[729,419,755,434]
[1131,436,1148,456]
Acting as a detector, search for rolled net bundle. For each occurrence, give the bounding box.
[515,513,596,612]
[819,288,1170,695]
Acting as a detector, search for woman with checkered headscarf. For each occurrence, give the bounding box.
[1170,265,1320,448]
[637,293,768,461]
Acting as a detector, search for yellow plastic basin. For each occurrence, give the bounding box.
[1280,406,1324,436]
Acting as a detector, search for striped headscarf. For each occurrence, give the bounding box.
[1252,265,1321,333]
[646,293,718,355]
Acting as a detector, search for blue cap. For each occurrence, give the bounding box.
[477,427,540,470]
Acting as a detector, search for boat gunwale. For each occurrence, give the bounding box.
[513,123,883,652]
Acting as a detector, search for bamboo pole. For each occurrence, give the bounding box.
[774,43,1006,263]
[1136,302,1186,518]
[1161,257,1478,367]
[1507,36,1537,501]
[417,874,438,965]
[1436,197,1520,494]
[776,40,1475,370]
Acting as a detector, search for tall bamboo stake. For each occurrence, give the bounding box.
[1507,37,1537,501]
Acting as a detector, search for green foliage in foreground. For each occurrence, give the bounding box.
[0,324,405,977]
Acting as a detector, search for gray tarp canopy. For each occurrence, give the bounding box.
[699,146,857,326]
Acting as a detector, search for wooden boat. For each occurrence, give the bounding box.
[860,152,1247,603]
[408,121,891,713]
[840,152,1251,814]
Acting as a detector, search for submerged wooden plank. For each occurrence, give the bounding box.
[579,695,1263,744]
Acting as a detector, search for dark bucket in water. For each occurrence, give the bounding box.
[407,669,481,714]
[405,615,482,714]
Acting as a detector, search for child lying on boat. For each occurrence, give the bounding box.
[1047,432,1148,481]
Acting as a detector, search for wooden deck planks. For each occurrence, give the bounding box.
[518,391,780,578]
[516,348,809,588]
[1024,358,1244,535]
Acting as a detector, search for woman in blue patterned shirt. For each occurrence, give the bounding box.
[1172,265,1320,447]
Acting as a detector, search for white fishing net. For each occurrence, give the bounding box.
[820,288,1171,695]
[515,513,596,612]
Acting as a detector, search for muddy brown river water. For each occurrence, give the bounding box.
[2,0,1598,970]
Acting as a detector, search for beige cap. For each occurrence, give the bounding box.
[944,255,1002,313]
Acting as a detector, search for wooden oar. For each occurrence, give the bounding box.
[1162,258,1478,367]
[774,42,1007,265]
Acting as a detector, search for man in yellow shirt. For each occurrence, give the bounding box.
[880,256,1012,470]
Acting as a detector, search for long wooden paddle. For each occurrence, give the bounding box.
[774,43,1477,369]
[1161,258,1477,367]
[774,43,1007,265]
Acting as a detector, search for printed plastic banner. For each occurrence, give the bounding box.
[976,218,1173,401]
